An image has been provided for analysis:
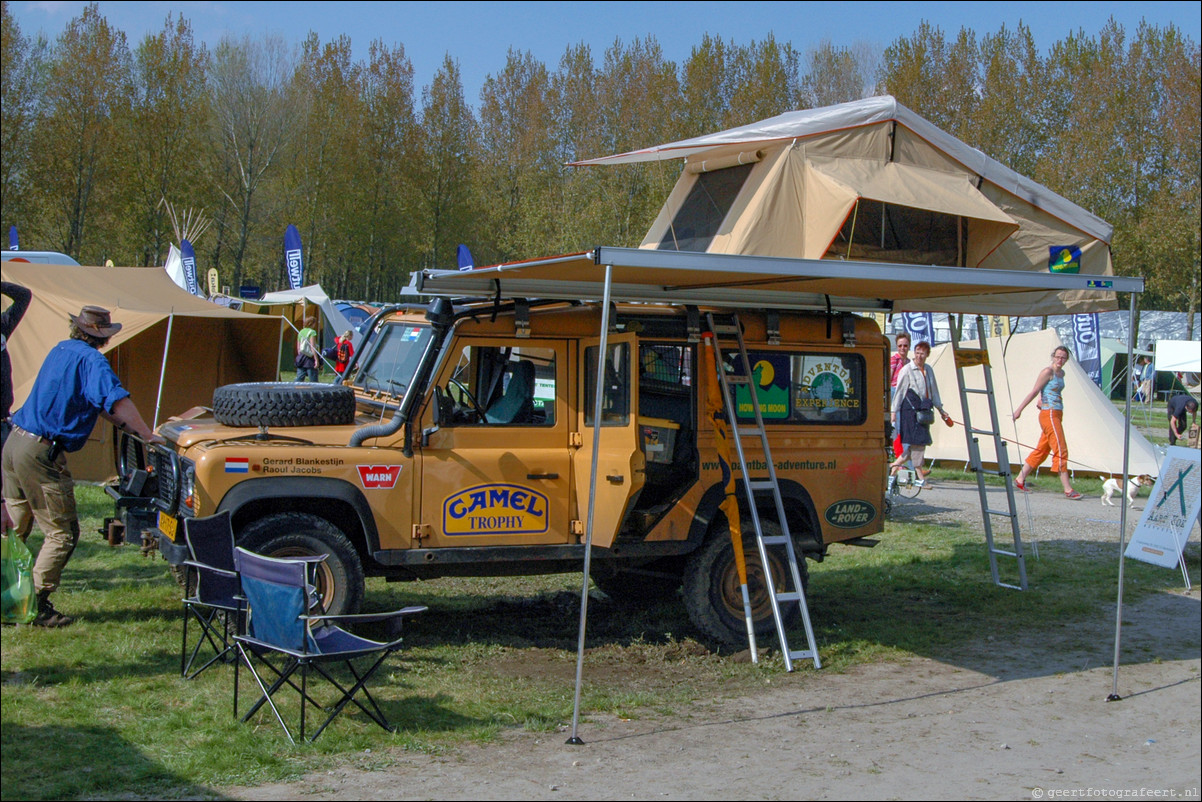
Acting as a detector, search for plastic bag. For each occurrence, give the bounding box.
[1,531,37,624]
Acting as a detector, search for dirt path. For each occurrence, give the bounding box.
[228,482,1201,800]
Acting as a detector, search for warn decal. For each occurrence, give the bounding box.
[443,483,549,536]
[357,465,402,489]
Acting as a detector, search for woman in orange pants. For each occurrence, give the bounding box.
[1012,345,1081,499]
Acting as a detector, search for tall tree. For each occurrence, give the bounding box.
[207,34,299,288]
[881,22,978,137]
[477,48,555,261]
[417,55,477,271]
[1,1,48,241]
[29,2,132,261]
[801,40,865,108]
[726,35,802,125]
[125,13,209,267]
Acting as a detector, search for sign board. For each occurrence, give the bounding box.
[1124,446,1201,570]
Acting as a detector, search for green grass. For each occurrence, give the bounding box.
[2,484,1197,799]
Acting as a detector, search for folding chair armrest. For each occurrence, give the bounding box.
[305,605,427,625]
[305,606,427,639]
[182,560,238,579]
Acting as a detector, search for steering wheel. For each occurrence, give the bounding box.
[448,379,486,421]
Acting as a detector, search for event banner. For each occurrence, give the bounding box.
[901,312,935,345]
[8,225,17,250]
[1072,312,1102,386]
[180,239,201,296]
[1124,446,1201,570]
[284,224,304,290]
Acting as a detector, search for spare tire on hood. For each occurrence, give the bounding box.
[212,382,356,428]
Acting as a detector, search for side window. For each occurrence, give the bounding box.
[440,344,556,426]
[724,350,866,425]
[584,343,630,426]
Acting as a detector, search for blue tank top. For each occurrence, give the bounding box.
[1041,373,1065,411]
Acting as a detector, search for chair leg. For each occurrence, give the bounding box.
[308,652,395,741]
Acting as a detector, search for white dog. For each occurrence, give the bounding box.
[1101,474,1155,507]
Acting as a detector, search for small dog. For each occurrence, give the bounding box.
[1101,474,1155,507]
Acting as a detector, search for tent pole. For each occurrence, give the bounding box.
[568,263,614,745]
[1108,291,1138,701]
[153,313,175,429]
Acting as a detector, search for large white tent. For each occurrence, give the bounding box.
[925,329,1161,477]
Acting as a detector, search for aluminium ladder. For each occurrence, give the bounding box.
[948,316,1028,590]
[705,312,821,670]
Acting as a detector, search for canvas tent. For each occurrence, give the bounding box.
[924,329,1161,477]
[3,261,283,481]
[572,96,1116,317]
[238,285,358,363]
[1154,340,1202,378]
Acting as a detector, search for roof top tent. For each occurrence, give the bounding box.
[571,95,1117,317]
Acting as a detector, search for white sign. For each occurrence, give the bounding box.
[1124,446,1201,569]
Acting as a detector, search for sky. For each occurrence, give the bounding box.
[10,1,1202,103]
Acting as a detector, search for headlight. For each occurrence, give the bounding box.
[179,458,198,517]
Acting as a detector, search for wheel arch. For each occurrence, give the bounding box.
[218,477,381,563]
[687,479,823,555]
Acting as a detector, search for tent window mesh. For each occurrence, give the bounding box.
[827,199,963,266]
[658,163,754,252]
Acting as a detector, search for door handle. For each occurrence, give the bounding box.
[606,474,624,484]
[527,473,559,480]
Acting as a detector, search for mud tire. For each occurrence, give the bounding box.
[683,518,806,646]
[212,382,356,428]
[238,512,364,616]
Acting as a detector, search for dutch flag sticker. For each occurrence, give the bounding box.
[225,458,249,473]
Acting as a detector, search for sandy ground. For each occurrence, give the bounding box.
[228,481,1201,801]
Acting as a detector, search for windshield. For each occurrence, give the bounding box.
[351,322,433,396]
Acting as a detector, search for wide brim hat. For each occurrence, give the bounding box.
[70,305,122,338]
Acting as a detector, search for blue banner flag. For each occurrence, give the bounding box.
[284,224,304,289]
[8,226,17,250]
[902,312,935,346]
[180,239,201,296]
[1072,313,1102,387]
[456,244,474,271]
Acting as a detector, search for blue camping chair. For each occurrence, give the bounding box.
[232,547,426,743]
[181,512,244,679]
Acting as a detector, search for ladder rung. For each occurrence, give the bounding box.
[725,375,750,385]
[710,324,740,335]
[737,427,765,438]
[964,388,992,395]
[990,548,1021,558]
[748,479,777,491]
[774,591,802,603]
[760,535,789,546]
[996,582,1025,591]
[985,509,1016,518]
[969,428,999,437]
[787,649,818,660]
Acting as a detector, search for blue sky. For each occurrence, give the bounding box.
[11,1,1202,102]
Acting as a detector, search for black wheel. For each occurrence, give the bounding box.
[238,512,364,615]
[592,560,683,603]
[212,382,356,428]
[683,518,806,646]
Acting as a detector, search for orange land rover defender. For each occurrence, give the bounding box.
[109,297,889,644]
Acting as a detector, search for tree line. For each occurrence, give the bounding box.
[1,2,1197,322]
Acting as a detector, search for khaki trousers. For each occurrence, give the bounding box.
[1,430,79,594]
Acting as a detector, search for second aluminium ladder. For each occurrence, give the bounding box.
[706,312,821,670]
[949,316,1029,590]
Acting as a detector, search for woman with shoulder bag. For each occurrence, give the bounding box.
[888,341,950,491]
[295,316,319,382]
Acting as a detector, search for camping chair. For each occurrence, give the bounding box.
[180,511,243,679]
[485,359,535,424]
[231,547,427,743]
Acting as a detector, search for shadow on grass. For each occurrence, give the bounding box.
[379,532,1201,686]
[0,723,227,801]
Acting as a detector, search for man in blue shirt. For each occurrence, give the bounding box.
[2,305,161,627]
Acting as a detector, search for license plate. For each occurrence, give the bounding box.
[158,511,178,542]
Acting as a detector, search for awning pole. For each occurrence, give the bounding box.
[153,313,175,429]
[1109,291,1138,701]
[568,263,614,745]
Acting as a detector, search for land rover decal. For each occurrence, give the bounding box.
[824,499,876,529]
[444,483,549,536]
